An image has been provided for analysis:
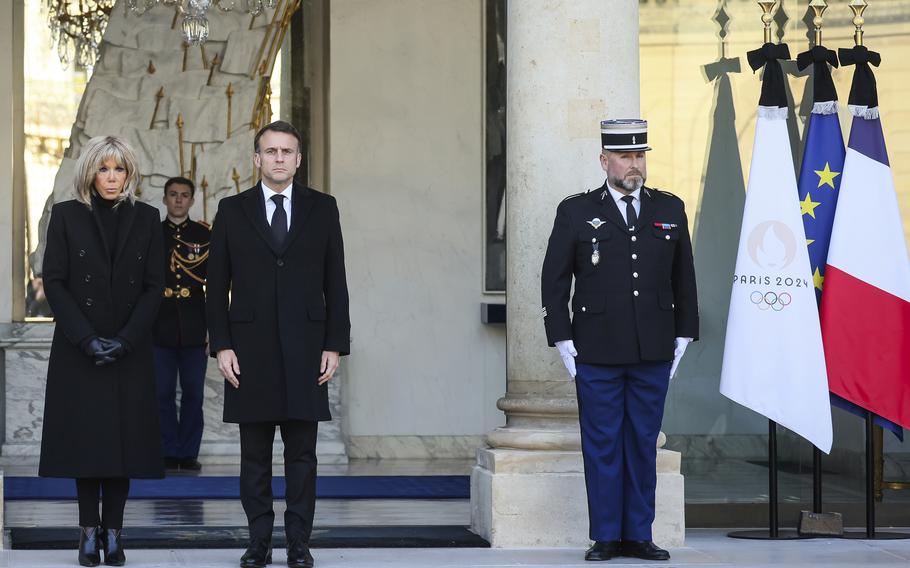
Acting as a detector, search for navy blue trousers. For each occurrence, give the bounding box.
[154,346,207,459]
[575,361,672,542]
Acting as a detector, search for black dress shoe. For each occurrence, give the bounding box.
[287,539,314,568]
[102,528,126,566]
[240,540,273,568]
[584,540,621,561]
[180,458,203,471]
[621,540,670,561]
[78,526,102,567]
[164,457,181,471]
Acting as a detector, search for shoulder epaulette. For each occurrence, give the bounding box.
[646,186,681,201]
[559,190,589,204]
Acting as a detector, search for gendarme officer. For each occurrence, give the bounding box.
[153,176,211,472]
[541,119,698,562]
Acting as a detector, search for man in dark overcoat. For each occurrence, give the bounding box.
[541,119,698,562]
[207,120,350,568]
[153,176,211,472]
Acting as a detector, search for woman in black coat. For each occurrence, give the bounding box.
[39,135,165,567]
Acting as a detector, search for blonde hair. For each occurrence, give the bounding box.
[73,136,140,208]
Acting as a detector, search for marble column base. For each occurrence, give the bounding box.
[470,447,684,548]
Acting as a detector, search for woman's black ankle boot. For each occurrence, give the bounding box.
[102,528,126,566]
[78,526,102,567]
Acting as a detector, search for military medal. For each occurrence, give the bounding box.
[591,238,600,266]
[587,218,605,229]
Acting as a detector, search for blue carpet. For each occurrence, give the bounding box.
[5,475,470,500]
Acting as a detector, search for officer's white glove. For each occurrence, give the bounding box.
[669,337,693,380]
[555,340,578,378]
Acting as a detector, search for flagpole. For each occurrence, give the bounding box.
[808,0,828,517]
[727,2,806,541]
[865,412,875,538]
[768,420,779,538]
[831,1,909,541]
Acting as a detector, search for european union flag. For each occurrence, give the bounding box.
[798,108,903,439]
[797,111,844,304]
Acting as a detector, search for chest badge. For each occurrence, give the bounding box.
[587,218,606,229]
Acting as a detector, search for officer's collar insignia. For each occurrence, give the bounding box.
[653,222,678,230]
[587,218,606,229]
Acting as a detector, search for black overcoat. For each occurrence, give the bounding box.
[206,183,350,423]
[541,184,699,365]
[39,198,166,479]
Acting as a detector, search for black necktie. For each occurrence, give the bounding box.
[270,194,288,246]
[621,195,637,230]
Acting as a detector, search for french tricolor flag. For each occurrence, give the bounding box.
[820,46,910,429]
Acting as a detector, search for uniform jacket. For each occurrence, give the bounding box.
[541,183,699,365]
[206,183,350,423]
[153,218,210,348]
[39,198,165,478]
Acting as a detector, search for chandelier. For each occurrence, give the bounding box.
[126,0,278,45]
[46,0,116,68]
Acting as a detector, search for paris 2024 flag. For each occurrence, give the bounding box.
[719,42,833,453]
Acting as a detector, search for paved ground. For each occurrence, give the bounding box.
[3,529,910,567]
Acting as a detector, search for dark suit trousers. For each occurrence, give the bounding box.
[154,346,208,459]
[240,420,318,543]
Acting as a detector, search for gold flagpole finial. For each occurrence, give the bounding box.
[226,82,235,139]
[207,53,221,87]
[232,167,241,194]
[176,113,186,177]
[150,86,165,130]
[758,1,777,44]
[200,176,209,223]
[809,0,828,46]
[849,0,868,46]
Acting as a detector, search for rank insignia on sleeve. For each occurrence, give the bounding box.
[653,222,678,230]
[587,218,606,229]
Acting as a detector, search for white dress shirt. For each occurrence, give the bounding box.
[604,184,641,226]
[261,181,293,231]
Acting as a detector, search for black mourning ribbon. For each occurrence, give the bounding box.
[747,42,791,108]
[796,45,839,104]
[270,194,288,246]
[839,45,881,109]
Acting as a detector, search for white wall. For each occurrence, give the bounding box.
[329,0,505,457]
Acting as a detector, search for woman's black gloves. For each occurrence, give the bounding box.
[82,336,129,366]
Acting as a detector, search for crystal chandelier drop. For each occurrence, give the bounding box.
[126,0,278,45]
[46,0,117,68]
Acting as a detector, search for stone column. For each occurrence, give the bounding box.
[0,0,25,323]
[471,1,684,548]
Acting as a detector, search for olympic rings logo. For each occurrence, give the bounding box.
[750,291,792,311]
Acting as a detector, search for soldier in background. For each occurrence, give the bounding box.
[154,176,211,472]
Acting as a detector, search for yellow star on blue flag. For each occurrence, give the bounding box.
[815,162,841,189]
